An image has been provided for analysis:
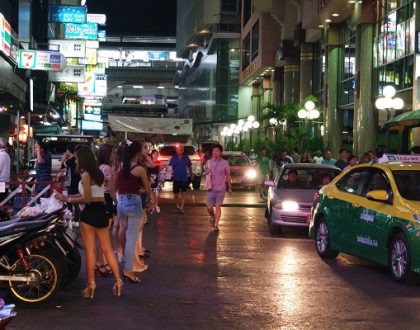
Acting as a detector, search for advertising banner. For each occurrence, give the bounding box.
[49,65,85,83]
[0,13,11,56]
[78,72,107,97]
[79,48,97,65]
[18,50,67,71]
[49,5,87,24]
[108,116,193,135]
[87,14,106,25]
[64,23,98,40]
[49,39,86,58]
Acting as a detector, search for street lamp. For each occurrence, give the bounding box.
[221,116,260,148]
[375,85,404,122]
[298,100,320,150]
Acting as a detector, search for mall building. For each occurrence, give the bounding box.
[239,0,420,155]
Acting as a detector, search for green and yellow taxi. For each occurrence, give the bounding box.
[309,154,420,282]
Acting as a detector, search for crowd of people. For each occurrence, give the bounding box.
[31,139,232,299]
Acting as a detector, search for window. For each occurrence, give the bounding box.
[363,170,391,195]
[374,0,415,93]
[242,33,250,70]
[313,43,326,107]
[243,0,252,26]
[278,168,341,190]
[339,19,356,106]
[336,170,369,195]
[392,170,420,201]
[251,20,259,60]
[221,0,239,13]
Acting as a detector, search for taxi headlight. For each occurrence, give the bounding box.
[245,168,257,179]
[281,201,299,212]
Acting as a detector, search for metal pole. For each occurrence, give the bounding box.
[16,109,20,174]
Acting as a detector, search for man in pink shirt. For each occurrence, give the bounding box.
[205,144,232,231]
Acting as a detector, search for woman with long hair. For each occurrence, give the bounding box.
[55,145,122,298]
[116,140,154,283]
[300,150,313,163]
[95,143,117,275]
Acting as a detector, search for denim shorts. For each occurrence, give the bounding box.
[117,194,142,217]
[206,190,225,206]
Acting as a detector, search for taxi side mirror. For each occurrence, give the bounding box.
[366,190,388,202]
[265,180,275,187]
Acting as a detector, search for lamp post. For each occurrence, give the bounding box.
[375,85,404,123]
[268,118,287,143]
[297,100,320,150]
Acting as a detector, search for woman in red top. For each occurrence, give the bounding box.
[116,140,155,283]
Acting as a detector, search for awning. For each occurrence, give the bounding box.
[384,110,420,131]
[108,116,193,135]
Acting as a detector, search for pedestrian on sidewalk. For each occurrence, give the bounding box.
[205,144,232,231]
[116,140,154,283]
[169,144,192,214]
[255,148,270,202]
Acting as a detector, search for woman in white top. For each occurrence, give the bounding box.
[55,145,122,299]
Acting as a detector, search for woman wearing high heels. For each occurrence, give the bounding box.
[116,140,154,283]
[55,145,122,298]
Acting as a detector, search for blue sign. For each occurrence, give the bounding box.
[98,30,106,41]
[64,23,98,40]
[49,5,87,24]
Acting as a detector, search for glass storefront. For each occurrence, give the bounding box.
[339,19,356,107]
[313,43,326,108]
[373,0,414,93]
[178,39,239,125]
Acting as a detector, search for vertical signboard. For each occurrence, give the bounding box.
[0,13,11,56]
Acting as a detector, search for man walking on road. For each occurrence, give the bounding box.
[205,144,231,231]
[169,144,192,214]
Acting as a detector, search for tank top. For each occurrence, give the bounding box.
[117,164,143,194]
[78,181,105,198]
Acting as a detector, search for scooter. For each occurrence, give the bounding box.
[0,210,79,303]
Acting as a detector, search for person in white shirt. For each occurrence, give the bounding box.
[0,138,11,202]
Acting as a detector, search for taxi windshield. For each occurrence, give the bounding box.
[392,170,420,201]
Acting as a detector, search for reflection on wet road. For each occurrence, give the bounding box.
[6,195,420,329]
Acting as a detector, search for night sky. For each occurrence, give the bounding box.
[86,0,176,36]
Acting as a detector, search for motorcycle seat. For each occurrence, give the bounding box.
[0,218,53,236]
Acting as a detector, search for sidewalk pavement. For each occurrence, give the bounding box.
[159,190,267,208]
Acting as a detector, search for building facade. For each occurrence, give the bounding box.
[176,0,243,143]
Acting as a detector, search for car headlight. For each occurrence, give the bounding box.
[281,201,299,212]
[245,168,257,179]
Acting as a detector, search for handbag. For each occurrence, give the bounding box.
[204,172,212,191]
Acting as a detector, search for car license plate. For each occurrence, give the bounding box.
[232,178,241,184]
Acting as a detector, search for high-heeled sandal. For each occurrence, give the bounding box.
[123,273,141,283]
[112,278,123,296]
[81,281,96,299]
[97,264,112,276]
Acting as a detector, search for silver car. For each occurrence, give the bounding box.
[265,163,340,234]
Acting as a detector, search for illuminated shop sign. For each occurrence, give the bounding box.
[87,14,106,25]
[49,5,87,24]
[18,50,66,71]
[0,13,11,56]
[49,39,86,58]
[49,65,86,83]
[64,23,98,40]
[98,30,106,41]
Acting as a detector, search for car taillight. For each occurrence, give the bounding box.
[157,156,164,162]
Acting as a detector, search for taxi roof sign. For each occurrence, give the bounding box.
[380,154,420,163]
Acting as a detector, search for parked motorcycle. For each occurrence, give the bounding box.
[0,209,80,303]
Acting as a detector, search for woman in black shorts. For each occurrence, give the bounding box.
[55,145,122,299]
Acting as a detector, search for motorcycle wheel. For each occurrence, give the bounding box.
[8,249,63,303]
[39,247,69,288]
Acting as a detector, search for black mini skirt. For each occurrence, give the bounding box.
[80,202,109,228]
